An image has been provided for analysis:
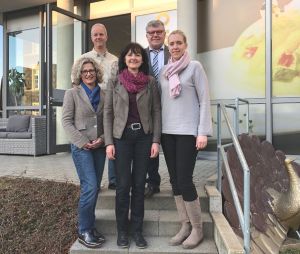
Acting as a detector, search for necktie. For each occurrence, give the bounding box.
[152,50,159,80]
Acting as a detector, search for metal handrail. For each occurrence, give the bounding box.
[217,98,251,254]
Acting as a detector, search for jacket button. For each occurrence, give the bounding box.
[94,125,97,128]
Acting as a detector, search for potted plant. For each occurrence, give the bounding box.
[8,68,26,106]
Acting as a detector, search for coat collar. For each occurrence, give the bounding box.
[115,80,149,102]
[76,85,104,113]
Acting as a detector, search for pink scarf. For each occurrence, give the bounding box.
[118,69,149,93]
[164,51,191,98]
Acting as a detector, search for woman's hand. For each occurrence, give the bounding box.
[196,135,207,150]
[106,145,116,160]
[83,142,93,150]
[89,138,104,149]
[150,143,160,158]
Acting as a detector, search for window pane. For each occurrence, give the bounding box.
[52,11,83,90]
[197,0,265,99]
[272,0,300,97]
[8,28,40,106]
[273,103,300,154]
[208,104,266,150]
[0,25,3,117]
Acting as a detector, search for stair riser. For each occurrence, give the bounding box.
[95,220,213,238]
[97,196,209,212]
[70,237,218,254]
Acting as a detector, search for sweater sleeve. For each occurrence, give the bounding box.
[193,62,213,137]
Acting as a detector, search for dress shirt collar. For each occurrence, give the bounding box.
[149,45,164,52]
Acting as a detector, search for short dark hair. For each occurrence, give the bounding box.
[118,42,149,75]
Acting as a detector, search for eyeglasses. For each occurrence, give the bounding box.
[147,30,165,36]
[81,69,96,76]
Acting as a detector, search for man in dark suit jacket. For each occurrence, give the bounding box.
[144,20,170,198]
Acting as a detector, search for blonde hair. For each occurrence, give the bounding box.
[71,57,103,86]
[91,23,107,36]
[168,29,187,44]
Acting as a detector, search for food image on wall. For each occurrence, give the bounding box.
[231,1,300,97]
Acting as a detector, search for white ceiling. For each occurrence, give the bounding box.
[0,0,56,13]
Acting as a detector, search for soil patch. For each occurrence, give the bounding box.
[0,177,79,254]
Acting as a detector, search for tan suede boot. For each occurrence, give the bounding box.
[182,198,203,249]
[169,195,191,246]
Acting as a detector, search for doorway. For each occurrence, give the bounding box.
[88,14,131,57]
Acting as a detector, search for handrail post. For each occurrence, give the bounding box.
[235,98,239,135]
[219,102,251,254]
[244,169,251,253]
[217,103,222,191]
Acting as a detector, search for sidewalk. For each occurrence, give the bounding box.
[0,152,218,189]
[1,152,299,188]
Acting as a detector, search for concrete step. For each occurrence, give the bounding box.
[70,235,218,254]
[97,187,209,212]
[94,209,213,238]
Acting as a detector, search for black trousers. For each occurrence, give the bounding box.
[114,128,152,233]
[161,134,198,201]
[146,156,161,187]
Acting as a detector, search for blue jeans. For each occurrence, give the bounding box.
[114,128,152,233]
[71,144,106,233]
[108,159,116,184]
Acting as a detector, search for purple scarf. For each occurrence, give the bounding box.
[164,51,191,98]
[118,69,149,93]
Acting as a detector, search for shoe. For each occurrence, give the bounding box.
[133,232,148,249]
[78,231,104,248]
[144,184,160,198]
[117,231,129,248]
[108,182,116,190]
[92,228,106,242]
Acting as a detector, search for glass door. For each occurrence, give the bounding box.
[46,4,87,154]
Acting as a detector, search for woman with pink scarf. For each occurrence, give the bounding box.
[159,30,212,249]
[104,43,161,249]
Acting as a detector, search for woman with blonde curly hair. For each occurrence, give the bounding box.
[62,57,106,249]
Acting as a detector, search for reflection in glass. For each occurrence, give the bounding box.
[210,104,266,140]
[197,0,265,99]
[52,11,83,146]
[7,109,40,117]
[272,0,300,97]
[273,103,300,154]
[8,28,40,106]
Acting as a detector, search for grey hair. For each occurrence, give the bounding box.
[71,57,103,86]
[146,20,165,32]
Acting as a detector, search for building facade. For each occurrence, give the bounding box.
[0,0,300,154]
